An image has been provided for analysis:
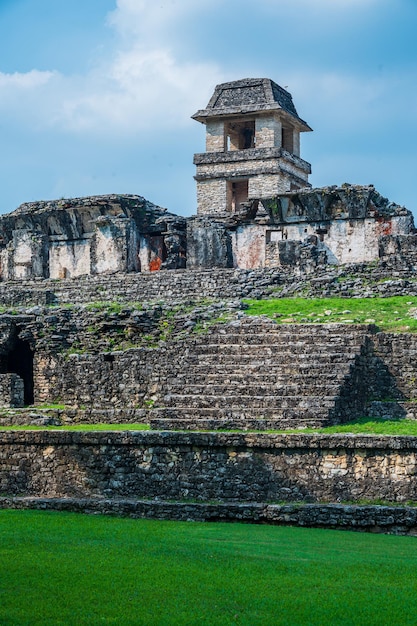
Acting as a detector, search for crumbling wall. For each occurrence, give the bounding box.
[0,195,186,280]
[186,217,233,268]
[0,185,414,276]
[0,374,24,408]
[192,184,416,270]
[230,224,266,268]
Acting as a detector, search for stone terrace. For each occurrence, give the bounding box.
[149,320,371,430]
[1,258,417,309]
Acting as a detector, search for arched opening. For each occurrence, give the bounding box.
[6,337,34,405]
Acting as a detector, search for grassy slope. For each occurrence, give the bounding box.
[1,511,417,625]
[244,295,417,332]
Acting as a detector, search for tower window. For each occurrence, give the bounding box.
[225,120,255,151]
[281,126,294,153]
[227,180,249,212]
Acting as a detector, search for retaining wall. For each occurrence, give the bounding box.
[2,431,417,503]
[2,260,417,307]
[2,497,417,534]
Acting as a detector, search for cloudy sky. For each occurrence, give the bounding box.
[0,0,416,216]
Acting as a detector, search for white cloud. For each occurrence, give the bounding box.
[0,69,55,89]
[0,1,222,135]
[106,0,212,39]
[51,48,221,134]
[288,71,387,125]
[0,0,404,139]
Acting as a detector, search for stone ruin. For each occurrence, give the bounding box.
[1,78,417,532]
[0,194,186,280]
[0,77,415,281]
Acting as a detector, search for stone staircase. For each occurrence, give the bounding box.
[149,320,372,431]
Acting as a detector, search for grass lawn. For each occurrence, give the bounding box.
[244,295,417,332]
[1,511,417,625]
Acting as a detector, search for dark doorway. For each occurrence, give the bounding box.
[7,338,34,405]
[227,179,249,212]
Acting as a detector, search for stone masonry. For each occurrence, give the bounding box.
[1,76,417,533]
[192,78,312,215]
[2,431,417,506]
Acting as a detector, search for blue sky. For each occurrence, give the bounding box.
[0,0,416,217]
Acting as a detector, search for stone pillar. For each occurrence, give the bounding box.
[255,115,282,148]
[10,230,47,279]
[206,121,225,152]
[0,373,24,408]
[92,215,139,274]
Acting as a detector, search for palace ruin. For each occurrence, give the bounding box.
[0,78,415,280]
[1,78,417,533]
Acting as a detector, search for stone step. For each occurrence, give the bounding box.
[151,405,333,418]
[185,343,365,355]
[247,326,372,334]
[207,323,373,335]
[168,371,348,385]
[149,406,333,430]
[196,333,368,346]
[186,352,359,366]
[165,383,342,397]
[164,363,355,380]
[161,394,336,409]
[149,417,326,431]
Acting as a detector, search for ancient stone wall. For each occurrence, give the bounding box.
[3,496,417,534]
[194,148,311,213]
[0,268,274,306]
[1,431,417,504]
[1,257,417,309]
[0,195,186,280]
[0,374,24,408]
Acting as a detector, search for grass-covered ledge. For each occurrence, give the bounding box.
[244,295,417,332]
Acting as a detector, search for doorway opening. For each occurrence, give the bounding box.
[227,180,249,212]
[281,126,294,153]
[6,337,34,405]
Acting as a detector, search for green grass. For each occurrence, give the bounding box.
[1,418,417,436]
[311,417,417,436]
[1,511,417,625]
[274,417,417,436]
[0,423,150,432]
[244,295,417,332]
[211,419,417,436]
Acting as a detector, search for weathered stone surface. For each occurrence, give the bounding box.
[1,497,417,535]
[186,217,233,268]
[0,373,24,408]
[193,78,312,216]
[0,194,187,280]
[3,76,417,534]
[0,297,416,431]
[1,432,417,507]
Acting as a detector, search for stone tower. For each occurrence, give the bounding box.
[192,78,312,217]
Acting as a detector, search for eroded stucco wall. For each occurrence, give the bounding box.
[231,225,265,268]
[49,240,91,279]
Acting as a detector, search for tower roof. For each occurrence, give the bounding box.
[192,78,312,131]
